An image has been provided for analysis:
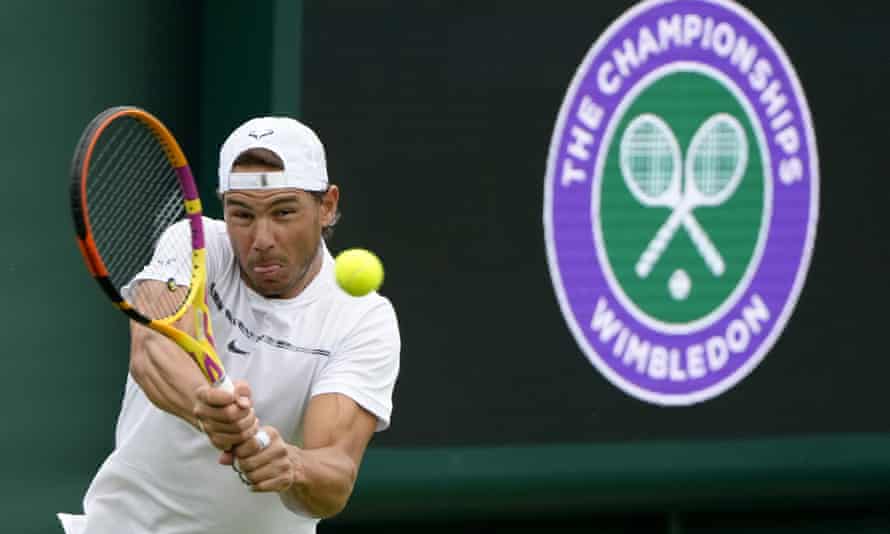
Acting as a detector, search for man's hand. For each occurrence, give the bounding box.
[193,380,258,452]
[231,426,298,492]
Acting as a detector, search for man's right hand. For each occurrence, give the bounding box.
[194,380,258,452]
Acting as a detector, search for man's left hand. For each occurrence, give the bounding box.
[231,425,299,492]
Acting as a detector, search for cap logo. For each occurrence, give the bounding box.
[247,129,274,140]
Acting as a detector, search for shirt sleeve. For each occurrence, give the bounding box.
[310,298,401,431]
[201,217,231,286]
[121,217,230,301]
[121,219,193,301]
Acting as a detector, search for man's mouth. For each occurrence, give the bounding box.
[253,263,282,275]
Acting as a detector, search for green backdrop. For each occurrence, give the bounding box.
[3,1,298,531]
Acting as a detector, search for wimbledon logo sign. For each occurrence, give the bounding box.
[543,0,818,405]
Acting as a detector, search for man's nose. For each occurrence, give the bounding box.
[251,218,275,251]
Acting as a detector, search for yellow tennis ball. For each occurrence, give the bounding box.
[334,248,384,297]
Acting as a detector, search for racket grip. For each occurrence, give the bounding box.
[637,210,684,278]
[214,374,235,393]
[683,216,725,276]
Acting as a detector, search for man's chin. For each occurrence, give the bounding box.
[249,277,289,298]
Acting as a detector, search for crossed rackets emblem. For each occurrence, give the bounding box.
[619,112,748,281]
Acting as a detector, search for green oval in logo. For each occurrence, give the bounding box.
[599,70,765,325]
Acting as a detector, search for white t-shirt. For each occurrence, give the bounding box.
[59,218,400,534]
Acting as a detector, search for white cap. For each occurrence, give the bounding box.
[218,116,329,193]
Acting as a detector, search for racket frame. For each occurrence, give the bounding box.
[619,112,682,208]
[70,106,230,389]
[684,112,748,207]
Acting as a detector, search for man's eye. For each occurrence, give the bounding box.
[232,211,253,220]
[276,209,296,217]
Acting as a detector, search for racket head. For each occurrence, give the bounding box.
[70,107,226,385]
[619,113,682,207]
[71,107,199,321]
[685,112,748,206]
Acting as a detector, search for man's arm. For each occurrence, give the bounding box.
[129,320,208,426]
[232,298,399,516]
[128,280,257,449]
[232,392,378,518]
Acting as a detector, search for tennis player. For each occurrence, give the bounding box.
[58,117,401,534]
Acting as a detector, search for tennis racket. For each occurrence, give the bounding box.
[70,106,233,393]
[636,112,747,278]
[621,113,736,278]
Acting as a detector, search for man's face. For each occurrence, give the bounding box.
[223,164,338,299]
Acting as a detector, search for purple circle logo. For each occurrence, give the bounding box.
[543,0,818,405]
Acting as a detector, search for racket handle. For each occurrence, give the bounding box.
[683,215,725,276]
[214,374,235,393]
[637,209,685,278]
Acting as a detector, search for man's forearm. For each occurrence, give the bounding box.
[129,322,206,428]
[282,445,358,518]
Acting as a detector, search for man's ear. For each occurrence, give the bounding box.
[320,185,340,225]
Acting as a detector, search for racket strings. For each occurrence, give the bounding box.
[88,121,143,202]
[110,170,189,319]
[90,123,175,272]
[97,144,175,246]
[692,122,742,196]
[85,117,193,321]
[624,122,675,198]
[90,129,168,229]
[91,126,171,259]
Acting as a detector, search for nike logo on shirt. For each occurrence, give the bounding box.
[227,339,250,355]
[210,283,332,357]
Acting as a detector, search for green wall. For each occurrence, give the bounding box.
[196,0,302,218]
[5,2,198,532]
[3,2,300,532]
